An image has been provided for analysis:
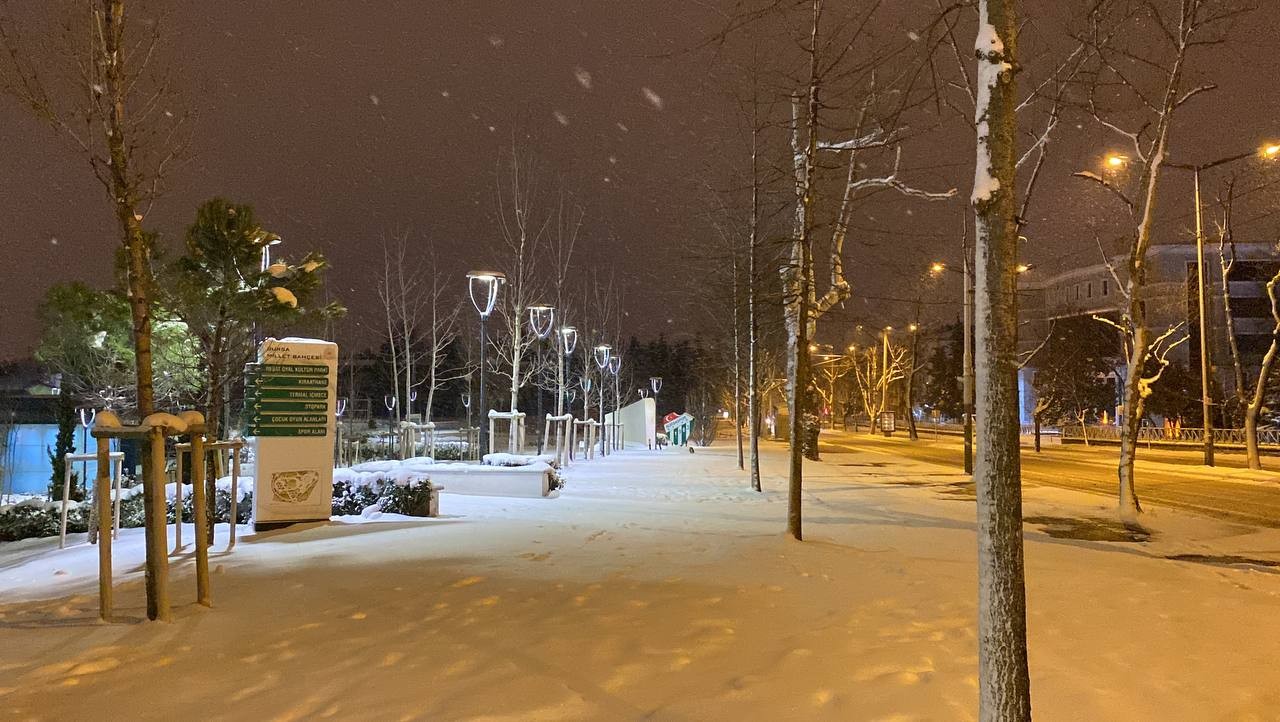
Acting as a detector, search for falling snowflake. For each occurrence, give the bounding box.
[553,110,569,126]
[641,87,664,110]
[441,90,450,98]
[369,94,380,106]
[488,35,504,47]
[608,156,617,165]
[574,67,593,90]
[907,31,920,41]
[617,122,629,132]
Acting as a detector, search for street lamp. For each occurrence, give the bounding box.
[594,344,612,456]
[528,304,555,453]
[650,376,663,447]
[557,326,578,417]
[927,253,975,473]
[609,354,622,450]
[467,270,506,455]
[1165,142,1279,466]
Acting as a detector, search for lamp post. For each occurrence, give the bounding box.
[880,327,893,428]
[930,255,974,473]
[335,397,347,466]
[650,376,663,448]
[594,345,612,456]
[528,304,555,453]
[383,394,397,458]
[1108,144,1278,467]
[609,354,622,450]
[78,408,95,500]
[558,327,578,419]
[467,270,506,456]
[579,375,592,456]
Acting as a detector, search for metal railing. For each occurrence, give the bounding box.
[1060,424,1280,447]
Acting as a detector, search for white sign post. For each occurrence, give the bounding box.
[249,338,338,530]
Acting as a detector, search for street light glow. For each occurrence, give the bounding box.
[1265,143,1280,158]
[930,261,946,274]
[1105,154,1128,168]
[1016,263,1032,274]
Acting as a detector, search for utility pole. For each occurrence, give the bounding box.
[1193,168,1215,467]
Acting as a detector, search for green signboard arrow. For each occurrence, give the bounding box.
[248,426,329,437]
[246,375,330,388]
[248,400,329,413]
[249,413,328,425]
[260,363,329,376]
[248,388,330,401]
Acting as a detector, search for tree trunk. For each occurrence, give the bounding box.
[971,2,1031,719]
[1033,416,1041,453]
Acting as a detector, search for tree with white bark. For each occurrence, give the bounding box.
[376,235,465,424]
[1071,0,1246,513]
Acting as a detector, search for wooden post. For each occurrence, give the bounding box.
[488,416,496,456]
[59,454,73,549]
[190,431,211,607]
[144,427,171,622]
[96,436,113,621]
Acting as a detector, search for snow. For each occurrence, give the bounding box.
[3,441,1280,719]
[971,9,1013,205]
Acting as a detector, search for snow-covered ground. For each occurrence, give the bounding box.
[3,439,1279,720]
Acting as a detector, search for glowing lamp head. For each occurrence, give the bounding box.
[650,376,663,394]
[466,270,506,318]
[1264,143,1280,158]
[527,303,555,339]
[1016,263,1032,274]
[908,323,919,332]
[593,344,612,369]
[608,356,621,374]
[559,325,578,354]
[1105,154,1128,170]
[929,261,946,275]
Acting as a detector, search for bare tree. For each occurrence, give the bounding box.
[1,2,191,419]
[489,141,549,443]
[1072,0,1244,513]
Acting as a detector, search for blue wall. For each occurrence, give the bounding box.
[2,424,119,496]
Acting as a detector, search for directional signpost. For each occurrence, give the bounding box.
[248,339,339,529]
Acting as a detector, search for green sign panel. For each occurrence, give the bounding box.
[248,425,329,437]
[247,400,328,413]
[249,388,330,401]
[246,375,330,388]
[244,360,333,438]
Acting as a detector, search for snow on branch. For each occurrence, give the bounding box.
[816,129,892,152]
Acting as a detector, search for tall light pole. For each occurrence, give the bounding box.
[930,254,974,473]
[609,354,622,450]
[650,376,663,447]
[594,344,612,457]
[557,326,577,417]
[880,327,893,429]
[528,304,554,453]
[1145,142,1278,467]
[467,270,506,456]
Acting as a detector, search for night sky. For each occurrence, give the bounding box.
[2,2,1279,359]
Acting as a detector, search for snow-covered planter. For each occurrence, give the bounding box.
[332,465,439,518]
[0,468,440,542]
[429,458,558,499]
[481,453,555,467]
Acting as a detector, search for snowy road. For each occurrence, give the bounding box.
[3,442,1280,720]
[822,429,1280,527]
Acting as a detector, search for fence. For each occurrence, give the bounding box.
[1059,424,1280,448]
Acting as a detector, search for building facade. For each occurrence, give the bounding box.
[1016,241,1280,425]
